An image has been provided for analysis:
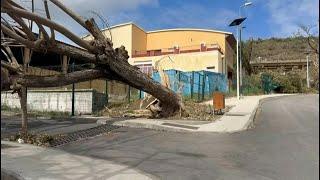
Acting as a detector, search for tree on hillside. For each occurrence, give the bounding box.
[1,0,184,135]
[241,39,253,75]
[298,24,319,55]
[298,23,319,89]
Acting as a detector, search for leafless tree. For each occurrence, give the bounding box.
[298,24,318,53]
[298,23,319,88]
[1,0,184,135]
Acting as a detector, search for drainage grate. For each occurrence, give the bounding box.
[161,123,199,130]
[50,125,119,147]
[225,113,247,116]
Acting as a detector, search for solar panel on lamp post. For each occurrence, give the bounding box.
[229,17,246,100]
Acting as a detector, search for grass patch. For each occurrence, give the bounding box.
[8,131,65,147]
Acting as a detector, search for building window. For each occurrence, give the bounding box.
[206,66,215,70]
[135,63,153,76]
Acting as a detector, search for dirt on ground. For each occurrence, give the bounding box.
[97,100,232,121]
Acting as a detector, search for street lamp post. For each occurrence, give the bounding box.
[239,26,246,95]
[305,49,312,88]
[236,26,240,99]
[239,1,252,97]
[229,17,246,100]
[239,26,242,92]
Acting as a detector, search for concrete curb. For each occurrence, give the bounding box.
[109,94,295,133]
[113,121,195,133]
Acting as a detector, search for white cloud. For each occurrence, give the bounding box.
[264,0,319,37]
[12,0,158,43]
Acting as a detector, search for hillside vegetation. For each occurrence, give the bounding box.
[249,36,318,62]
[238,36,319,93]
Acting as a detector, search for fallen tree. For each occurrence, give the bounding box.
[1,0,184,134]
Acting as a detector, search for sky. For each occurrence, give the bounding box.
[15,0,319,43]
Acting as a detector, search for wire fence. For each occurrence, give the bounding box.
[20,62,229,117]
[152,70,227,102]
[26,66,228,102]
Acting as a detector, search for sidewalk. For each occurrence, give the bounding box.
[1,141,156,180]
[111,94,293,133]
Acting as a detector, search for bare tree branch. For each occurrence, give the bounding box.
[43,0,55,40]
[1,2,96,52]
[35,22,49,41]
[299,24,319,54]
[1,48,12,62]
[8,14,36,40]
[1,60,23,73]
[1,23,37,48]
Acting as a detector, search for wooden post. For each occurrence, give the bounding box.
[23,48,31,71]
[62,55,68,74]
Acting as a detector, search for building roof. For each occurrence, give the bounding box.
[147,28,232,35]
[82,22,234,38]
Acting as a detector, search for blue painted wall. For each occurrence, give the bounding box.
[152,69,227,96]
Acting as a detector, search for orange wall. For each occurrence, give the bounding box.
[131,25,147,55]
[146,30,227,53]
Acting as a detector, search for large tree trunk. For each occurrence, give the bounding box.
[18,87,27,135]
[1,0,183,118]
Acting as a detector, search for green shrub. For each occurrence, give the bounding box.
[242,74,264,95]
[239,69,318,95]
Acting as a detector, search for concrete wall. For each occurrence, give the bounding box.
[1,89,106,115]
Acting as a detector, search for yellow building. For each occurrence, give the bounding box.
[83,22,236,79]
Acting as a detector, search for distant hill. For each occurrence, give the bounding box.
[249,36,318,62]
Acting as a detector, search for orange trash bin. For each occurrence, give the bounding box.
[213,92,225,115]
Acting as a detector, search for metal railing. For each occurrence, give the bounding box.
[250,59,308,64]
[132,44,221,58]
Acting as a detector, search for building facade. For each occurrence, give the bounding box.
[83,22,236,79]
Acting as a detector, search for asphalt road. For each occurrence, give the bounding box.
[1,115,100,138]
[60,95,319,180]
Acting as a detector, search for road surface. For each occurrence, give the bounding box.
[60,95,319,180]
